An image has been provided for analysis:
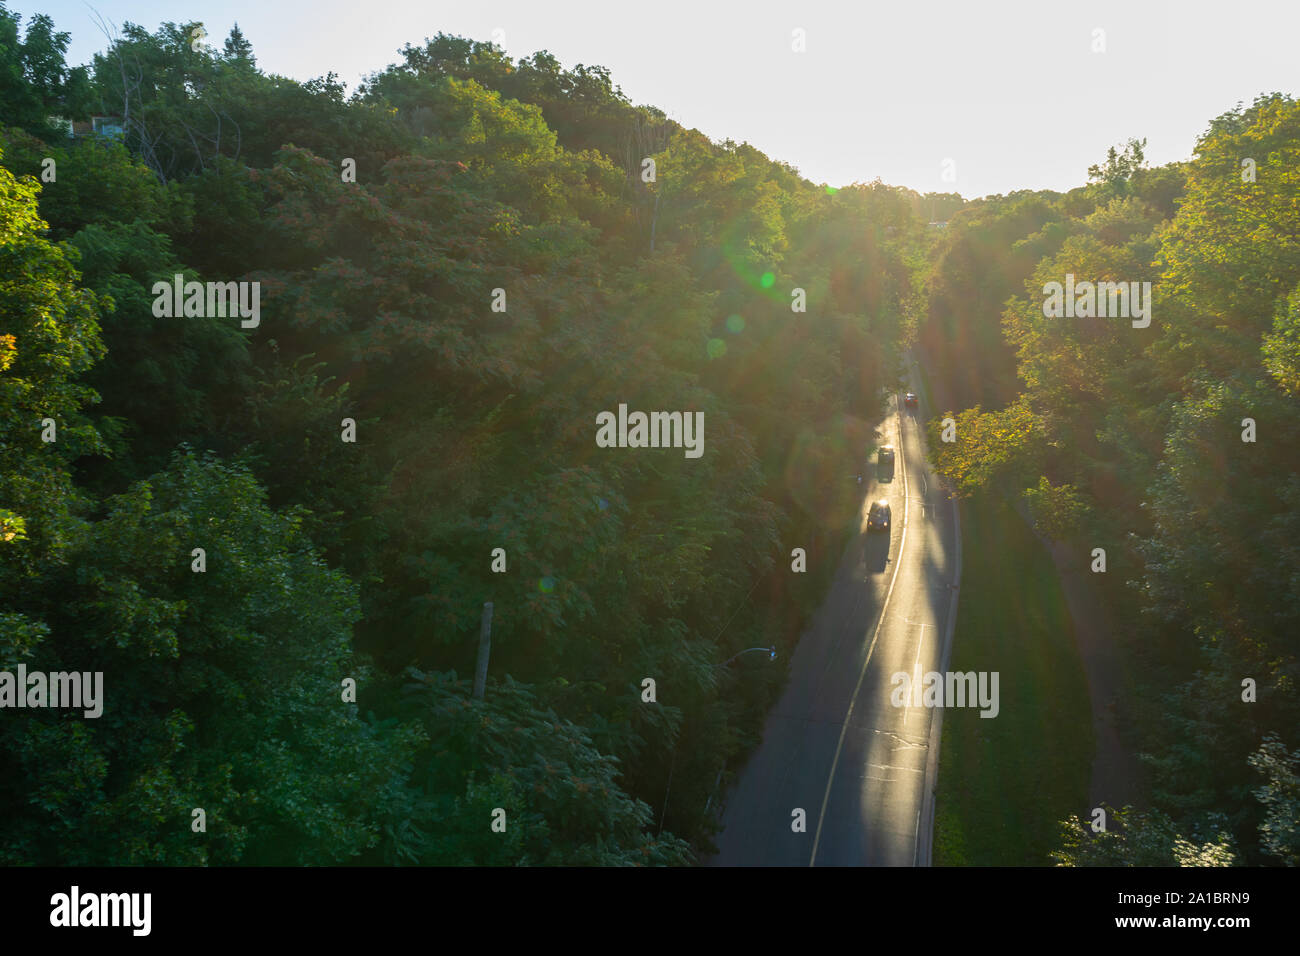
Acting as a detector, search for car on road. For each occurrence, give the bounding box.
[877,444,895,466]
[867,499,891,532]
[904,392,918,409]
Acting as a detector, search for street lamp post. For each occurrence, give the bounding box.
[718,646,777,668]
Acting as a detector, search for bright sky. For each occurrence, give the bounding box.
[11,0,1299,199]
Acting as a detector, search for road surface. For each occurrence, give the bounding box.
[709,362,962,866]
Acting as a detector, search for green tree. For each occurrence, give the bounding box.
[0,5,93,138]
[1021,476,1088,541]
[1249,733,1300,865]
[1052,805,1237,866]
[0,148,106,587]
[2,451,424,865]
[1086,137,1148,200]
[926,399,1044,498]
[391,669,693,865]
[1262,280,1300,397]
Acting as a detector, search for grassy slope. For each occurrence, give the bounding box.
[933,491,1093,865]
[911,355,1093,865]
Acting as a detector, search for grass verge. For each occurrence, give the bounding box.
[933,490,1093,866]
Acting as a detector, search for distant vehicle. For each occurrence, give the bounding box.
[904,392,918,409]
[878,445,895,466]
[867,500,891,532]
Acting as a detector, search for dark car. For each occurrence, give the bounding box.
[904,392,918,409]
[877,444,895,466]
[867,500,891,532]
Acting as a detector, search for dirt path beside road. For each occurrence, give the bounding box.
[1012,501,1146,810]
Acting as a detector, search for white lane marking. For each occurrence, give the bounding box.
[810,392,910,867]
[903,621,931,730]
[867,763,925,775]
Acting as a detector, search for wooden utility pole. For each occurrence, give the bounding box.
[473,602,493,700]
[649,189,660,254]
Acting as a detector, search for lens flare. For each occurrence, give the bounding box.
[717,216,783,301]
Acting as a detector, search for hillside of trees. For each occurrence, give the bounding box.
[3,5,1295,869]
[0,9,937,863]
[921,116,1300,865]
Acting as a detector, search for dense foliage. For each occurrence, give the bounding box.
[0,9,929,863]
[921,113,1300,865]
[5,5,1291,868]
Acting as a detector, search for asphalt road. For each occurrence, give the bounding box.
[709,363,962,866]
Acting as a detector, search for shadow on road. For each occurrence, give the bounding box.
[863,531,890,575]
